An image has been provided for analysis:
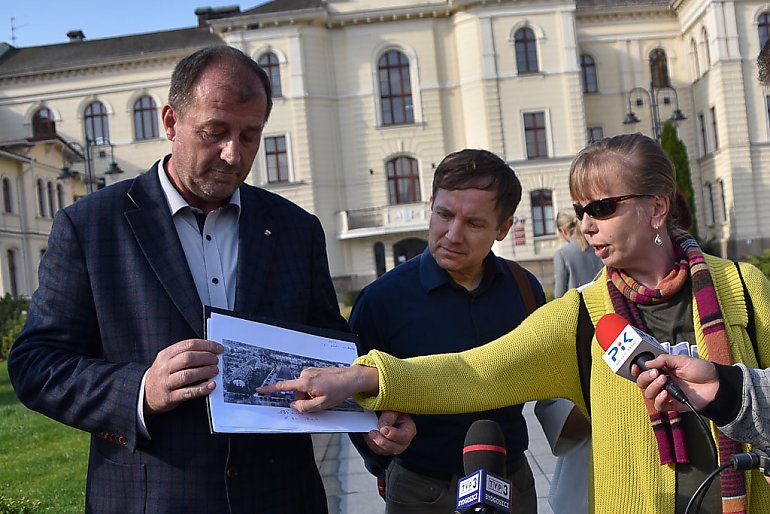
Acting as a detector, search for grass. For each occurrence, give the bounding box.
[0,361,88,513]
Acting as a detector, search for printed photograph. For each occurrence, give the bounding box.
[221,338,364,412]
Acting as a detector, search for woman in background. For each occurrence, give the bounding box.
[553,209,603,298]
[535,210,603,513]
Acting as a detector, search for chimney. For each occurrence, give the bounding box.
[66,30,85,42]
[194,6,241,27]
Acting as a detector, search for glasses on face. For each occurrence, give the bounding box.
[572,194,650,221]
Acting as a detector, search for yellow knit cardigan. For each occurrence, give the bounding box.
[355,255,770,513]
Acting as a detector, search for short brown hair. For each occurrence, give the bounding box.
[569,133,679,223]
[168,46,273,120]
[432,149,522,223]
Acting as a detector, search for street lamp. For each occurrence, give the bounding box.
[622,83,687,141]
[60,138,123,193]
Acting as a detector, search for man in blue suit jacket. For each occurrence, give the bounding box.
[8,46,413,513]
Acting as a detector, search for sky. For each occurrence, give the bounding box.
[3,1,270,48]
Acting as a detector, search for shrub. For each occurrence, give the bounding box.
[0,294,28,360]
[1,313,25,360]
[743,250,770,281]
[0,294,28,328]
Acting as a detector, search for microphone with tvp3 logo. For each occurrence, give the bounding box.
[595,313,690,405]
[454,419,512,514]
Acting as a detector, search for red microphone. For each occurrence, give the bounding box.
[595,313,689,404]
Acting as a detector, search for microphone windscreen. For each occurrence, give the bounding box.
[463,419,507,476]
[595,313,631,351]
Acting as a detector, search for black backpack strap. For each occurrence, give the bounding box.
[576,292,594,416]
[734,261,759,363]
[504,259,538,316]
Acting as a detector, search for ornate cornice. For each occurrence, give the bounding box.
[577,5,675,24]
[210,0,531,33]
[0,53,181,86]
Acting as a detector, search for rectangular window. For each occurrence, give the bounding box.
[710,106,719,150]
[530,189,554,236]
[264,135,289,183]
[717,179,727,222]
[705,182,715,226]
[524,112,547,158]
[698,113,708,155]
[586,126,604,144]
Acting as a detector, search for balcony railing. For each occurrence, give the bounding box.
[338,202,429,239]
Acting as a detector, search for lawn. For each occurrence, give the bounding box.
[0,361,88,513]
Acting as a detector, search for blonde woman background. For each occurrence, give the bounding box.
[553,209,603,299]
[534,209,601,513]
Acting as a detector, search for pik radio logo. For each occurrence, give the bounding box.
[601,327,635,374]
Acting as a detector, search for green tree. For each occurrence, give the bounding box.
[660,122,698,239]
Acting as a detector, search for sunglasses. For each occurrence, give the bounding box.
[573,194,650,221]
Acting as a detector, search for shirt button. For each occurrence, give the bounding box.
[212,278,219,285]
[226,466,239,478]
[206,235,212,241]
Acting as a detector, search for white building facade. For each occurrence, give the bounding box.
[1,0,769,296]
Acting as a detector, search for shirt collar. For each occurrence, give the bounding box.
[419,247,504,293]
[157,155,241,218]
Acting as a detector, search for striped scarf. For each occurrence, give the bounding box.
[606,227,747,514]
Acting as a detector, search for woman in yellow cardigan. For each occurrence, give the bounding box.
[261,134,770,513]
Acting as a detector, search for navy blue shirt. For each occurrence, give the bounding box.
[350,248,545,478]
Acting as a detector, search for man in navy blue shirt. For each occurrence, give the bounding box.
[350,148,544,514]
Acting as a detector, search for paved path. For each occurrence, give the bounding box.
[314,402,557,513]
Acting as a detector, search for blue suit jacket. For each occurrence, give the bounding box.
[9,163,347,513]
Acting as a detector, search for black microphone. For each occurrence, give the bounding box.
[455,420,512,514]
[730,447,770,475]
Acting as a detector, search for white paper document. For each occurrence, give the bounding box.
[205,310,377,434]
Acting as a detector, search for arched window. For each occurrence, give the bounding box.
[47,181,55,218]
[36,178,46,217]
[32,108,56,139]
[2,177,12,213]
[690,38,700,79]
[702,27,711,68]
[258,52,282,98]
[6,249,18,296]
[515,28,539,74]
[760,12,770,50]
[378,50,414,126]
[580,54,598,93]
[530,189,554,236]
[649,48,670,88]
[386,156,420,205]
[84,101,110,145]
[133,96,158,140]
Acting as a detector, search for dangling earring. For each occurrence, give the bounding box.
[654,229,663,246]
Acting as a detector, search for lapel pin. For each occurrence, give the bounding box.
[264,229,272,236]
